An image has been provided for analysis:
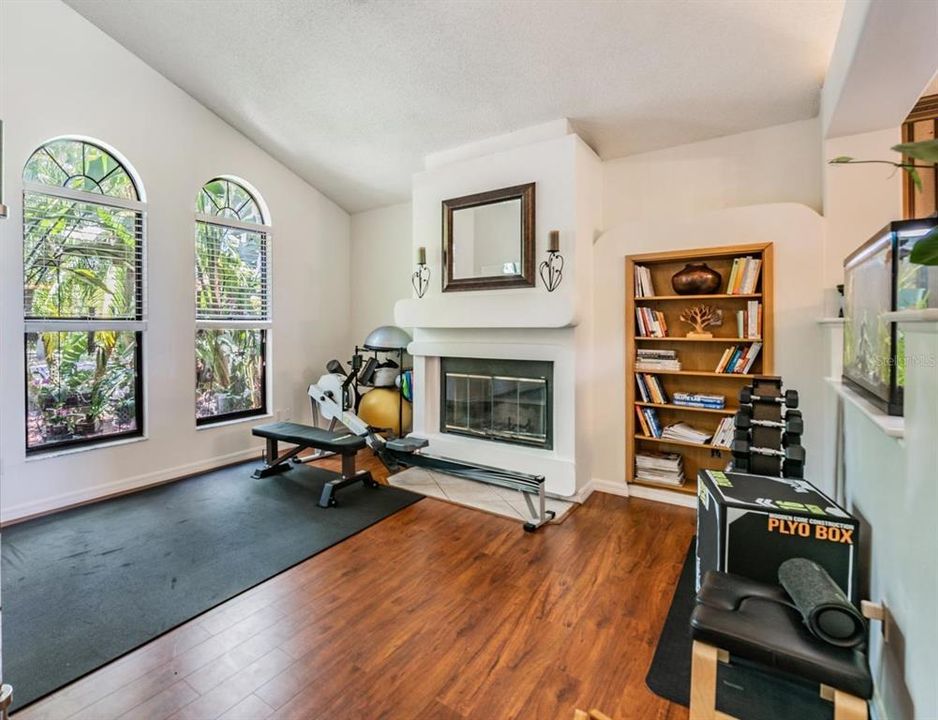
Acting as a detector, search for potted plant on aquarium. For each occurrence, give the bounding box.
[830,138,938,265]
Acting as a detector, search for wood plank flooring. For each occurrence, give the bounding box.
[14,450,695,720]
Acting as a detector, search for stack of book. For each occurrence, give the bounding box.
[635,451,685,486]
[635,307,669,337]
[634,265,655,297]
[734,300,763,339]
[715,342,762,374]
[635,406,662,438]
[672,391,725,409]
[635,349,680,372]
[711,416,736,448]
[726,256,763,294]
[635,373,669,404]
[661,422,711,445]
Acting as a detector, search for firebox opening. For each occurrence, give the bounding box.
[440,357,553,450]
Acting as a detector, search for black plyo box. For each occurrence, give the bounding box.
[696,469,859,601]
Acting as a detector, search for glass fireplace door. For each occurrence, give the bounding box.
[441,358,552,449]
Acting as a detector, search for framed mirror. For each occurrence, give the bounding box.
[442,182,535,292]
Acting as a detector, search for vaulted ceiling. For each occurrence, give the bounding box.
[65,0,844,213]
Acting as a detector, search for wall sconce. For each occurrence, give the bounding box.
[412,246,430,298]
[539,230,564,292]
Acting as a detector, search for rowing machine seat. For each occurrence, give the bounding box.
[252,422,365,454]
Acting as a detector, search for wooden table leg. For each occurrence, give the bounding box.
[690,640,719,720]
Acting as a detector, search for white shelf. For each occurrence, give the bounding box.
[825,377,904,440]
[882,309,938,325]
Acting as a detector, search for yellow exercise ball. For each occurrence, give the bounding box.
[358,388,412,436]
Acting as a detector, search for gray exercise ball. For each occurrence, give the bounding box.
[363,325,412,351]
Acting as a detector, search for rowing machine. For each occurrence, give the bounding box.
[306,373,556,531]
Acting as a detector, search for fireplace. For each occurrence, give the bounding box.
[440,357,553,449]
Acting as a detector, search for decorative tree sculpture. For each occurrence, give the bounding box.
[680,304,723,338]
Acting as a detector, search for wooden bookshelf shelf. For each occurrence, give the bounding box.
[630,478,698,496]
[626,243,773,498]
[634,293,762,301]
[635,401,735,416]
[634,434,733,451]
[638,369,757,378]
[635,336,762,343]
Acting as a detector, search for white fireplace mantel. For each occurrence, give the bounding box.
[395,290,578,330]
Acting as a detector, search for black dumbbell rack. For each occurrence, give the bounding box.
[731,376,805,478]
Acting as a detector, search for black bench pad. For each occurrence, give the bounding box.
[691,571,872,699]
[252,422,365,454]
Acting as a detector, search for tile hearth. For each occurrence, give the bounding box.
[389,466,577,523]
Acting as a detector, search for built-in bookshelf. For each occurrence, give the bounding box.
[625,243,774,496]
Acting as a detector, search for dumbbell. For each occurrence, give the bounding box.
[735,411,803,435]
[732,438,805,463]
[739,386,799,409]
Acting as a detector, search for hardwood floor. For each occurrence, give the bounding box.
[14,451,695,720]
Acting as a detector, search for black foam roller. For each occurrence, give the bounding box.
[778,558,865,647]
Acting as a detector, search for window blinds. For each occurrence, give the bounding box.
[23,190,145,322]
[195,221,269,322]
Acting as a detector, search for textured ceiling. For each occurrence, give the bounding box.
[64,0,844,213]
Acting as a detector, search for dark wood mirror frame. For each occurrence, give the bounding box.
[441,182,535,292]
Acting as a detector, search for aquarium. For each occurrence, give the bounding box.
[843,218,938,415]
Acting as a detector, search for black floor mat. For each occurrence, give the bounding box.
[1,461,420,711]
[645,541,833,720]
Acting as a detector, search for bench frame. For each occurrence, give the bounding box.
[252,435,378,508]
[690,640,868,720]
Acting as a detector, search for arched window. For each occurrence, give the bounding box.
[194,178,270,423]
[23,138,146,453]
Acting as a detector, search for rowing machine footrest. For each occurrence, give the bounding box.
[387,436,429,453]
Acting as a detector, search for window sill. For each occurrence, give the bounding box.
[825,377,904,440]
[25,434,148,462]
[196,413,272,431]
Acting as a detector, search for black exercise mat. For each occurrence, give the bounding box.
[1,461,420,711]
[646,541,833,720]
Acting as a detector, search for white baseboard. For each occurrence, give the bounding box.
[583,477,696,509]
[1,447,263,524]
[583,477,630,499]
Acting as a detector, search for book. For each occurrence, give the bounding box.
[635,451,685,486]
[635,405,652,436]
[741,342,762,373]
[672,391,725,409]
[636,307,668,337]
[643,407,662,438]
[635,374,650,402]
[742,258,762,293]
[710,416,736,448]
[634,265,655,297]
[726,258,741,294]
[661,422,711,444]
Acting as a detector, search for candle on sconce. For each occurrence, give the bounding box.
[416,246,427,265]
[548,230,560,253]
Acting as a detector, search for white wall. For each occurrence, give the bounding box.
[591,204,826,491]
[0,0,351,522]
[348,202,412,345]
[833,321,938,720]
[603,118,822,229]
[822,127,902,287]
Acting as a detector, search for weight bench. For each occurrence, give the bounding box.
[252,422,377,508]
